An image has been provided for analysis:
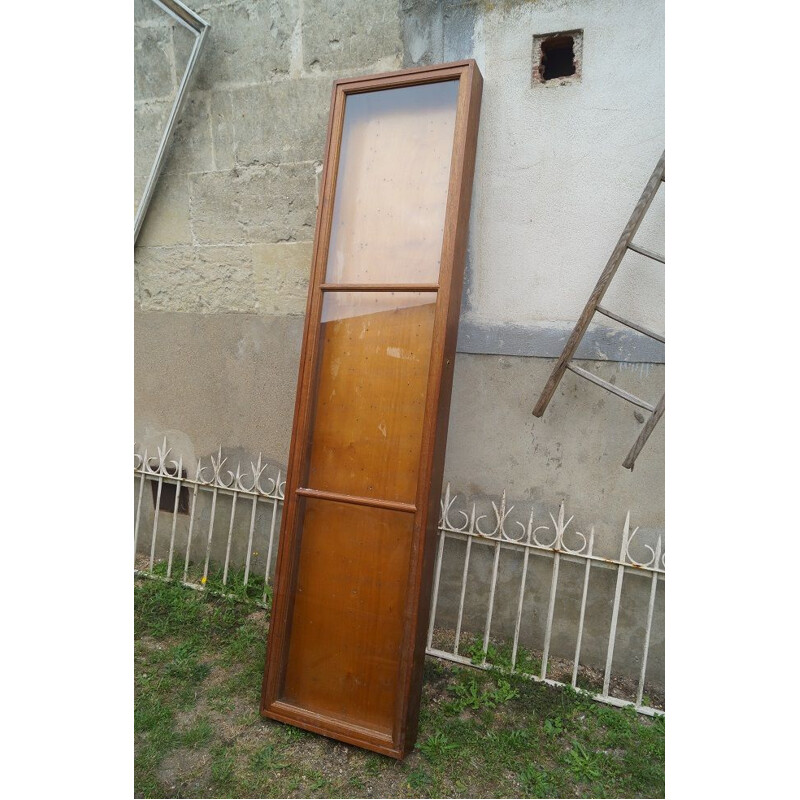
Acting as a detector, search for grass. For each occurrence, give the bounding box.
[135,575,664,798]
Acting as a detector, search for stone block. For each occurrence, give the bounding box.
[135,245,195,310]
[302,0,402,72]
[194,245,258,312]
[191,164,317,245]
[236,163,318,243]
[213,78,331,168]
[134,23,174,101]
[207,91,235,171]
[135,100,172,178]
[135,244,256,313]
[134,259,142,309]
[162,94,214,175]
[193,0,301,89]
[189,169,244,244]
[252,241,313,314]
[137,171,192,246]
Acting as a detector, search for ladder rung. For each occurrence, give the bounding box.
[627,241,665,264]
[595,305,665,344]
[566,364,655,412]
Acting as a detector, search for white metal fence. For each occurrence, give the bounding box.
[428,485,664,716]
[134,441,285,605]
[134,440,665,716]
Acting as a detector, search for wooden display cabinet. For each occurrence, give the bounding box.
[261,60,483,759]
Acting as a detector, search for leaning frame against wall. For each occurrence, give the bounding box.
[134,0,209,243]
[261,61,483,759]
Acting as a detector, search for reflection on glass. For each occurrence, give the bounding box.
[134,2,196,218]
[305,292,436,504]
[325,80,460,284]
[281,498,413,734]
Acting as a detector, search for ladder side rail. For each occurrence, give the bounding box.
[622,394,665,470]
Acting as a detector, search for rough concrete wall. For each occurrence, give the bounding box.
[134,0,664,680]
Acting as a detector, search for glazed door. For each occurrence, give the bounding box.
[261,61,482,759]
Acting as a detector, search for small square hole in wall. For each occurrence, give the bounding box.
[150,465,189,514]
[532,29,583,86]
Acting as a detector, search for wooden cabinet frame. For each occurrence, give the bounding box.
[261,60,483,759]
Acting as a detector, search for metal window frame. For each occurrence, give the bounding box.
[134,0,209,244]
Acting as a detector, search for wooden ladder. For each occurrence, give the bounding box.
[532,152,665,470]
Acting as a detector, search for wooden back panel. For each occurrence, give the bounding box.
[261,61,483,759]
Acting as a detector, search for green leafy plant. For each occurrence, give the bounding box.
[513,647,542,676]
[445,674,521,713]
[519,764,556,797]
[543,716,564,737]
[249,744,289,773]
[505,728,529,747]
[464,637,487,664]
[491,678,519,704]
[464,639,514,671]
[564,740,603,783]
[305,769,330,792]
[406,767,432,791]
[419,731,458,762]
[201,566,271,606]
[463,637,543,676]
[449,677,494,711]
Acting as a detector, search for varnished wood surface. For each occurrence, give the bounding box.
[261,61,483,760]
[282,499,414,734]
[305,295,436,504]
[395,61,484,755]
[319,283,439,292]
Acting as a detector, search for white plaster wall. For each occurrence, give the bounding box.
[466,0,665,334]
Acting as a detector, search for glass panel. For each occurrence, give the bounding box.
[134,2,196,219]
[281,498,414,734]
[325,80,460,285]
[304,292,436,504]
